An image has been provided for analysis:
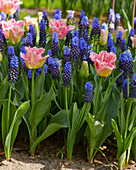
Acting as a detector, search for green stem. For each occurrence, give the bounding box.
[30,128,35,156]
[7,84,12,132]
[94,76,103,115]
[65,87,71,130]
[31,69,35,107]
[127,74,129,98]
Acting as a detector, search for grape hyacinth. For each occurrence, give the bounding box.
[42,10,49,29]
[44,64,48,77]
[54,9,61,20]
[117,70,125,86]
[51,32,59,57]
[116,30,122,47]
[79,9,85,25]
[14,6,20,21]
[119,50,133,77]
[127,28,134,48]
[9,14,13,19]
[70,36,80,64]
[63,62,72,87]
[29,24,36,46]
[67,10,75,25]
[122,79,130,98]
[85,82,93,102]
[39,19,46,48]
[107,37,114,52]
[36,68,42,77]
[115,13,121,29]
[90,17,100,41]
[27,69,32,81]
[0,29,7,52]
[121,38,126,52]
[79,37,87,62]
[63,46,70,64]
[108,9,115,32]
[1,12,7,21]
[47,56,60,80]
[26,33,33,47]
[101,23,108,30]
[65,31,72,47]
[134,17,136,30]
[130,74,136,98]
[8,46,15,64]
[20,45,27,70]
[8,55,18,84]
[110,46,116,54]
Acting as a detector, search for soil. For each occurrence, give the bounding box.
[0,132,136,170]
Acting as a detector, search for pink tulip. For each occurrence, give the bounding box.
[0,0,22,14]
[89,51,116,77]
[131,35,136,48]
[20,47,49,69]
[49,19,75,39]
[0,19,24,43]
[23,16,38,33]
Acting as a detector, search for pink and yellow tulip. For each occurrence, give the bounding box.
[89,51,116,77]
[49,19,75,39]
[20,47,49,69]
[0,0,22,14]
[23,16,38,33]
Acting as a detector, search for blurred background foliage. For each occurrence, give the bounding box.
[21,0,134,25]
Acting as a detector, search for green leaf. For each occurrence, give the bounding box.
[4,101,30,160]
[111,119,123,158]
[128,105,136,131]
[0,77,9,110]
[29,88,55,129]
[34,70,45,101]
[2,101,16,145]
[124,127,136,152]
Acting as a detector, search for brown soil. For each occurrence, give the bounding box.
[0,132,136,170]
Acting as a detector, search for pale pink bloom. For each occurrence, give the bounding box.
[23,16,38,33]
[20,47,49,69]
[131,35,136,48]
[49,19,75,39]
[0,0,22,14]
[0,19,23,41]
[89,51,116,77]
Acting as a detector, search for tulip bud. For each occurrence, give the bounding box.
[0,52,2,62]
[99,29,108,46]
[79,61,89,78]
[38,12,43,23]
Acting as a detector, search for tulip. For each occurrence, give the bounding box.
[79,61,89,78]
[0,0,22,14]
[20,47,49,69]
[99,29,108,46]
[0,19,23,41]
[9,24,24,45]
[89,51,116,77]
[38,12,43,23]
[23,16,38,34]
[131,35,136,48]
[49,19,75,39]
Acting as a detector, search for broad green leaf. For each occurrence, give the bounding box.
[34,70,45,101]
[111,119,123,158]
[2,101,16,145]
[128,105,136,131]
[4,101,30,160]
[30,123,65,154]
[29,88,55,129]
[118,151,126,170]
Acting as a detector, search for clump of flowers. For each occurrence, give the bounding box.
[63,62,72,87]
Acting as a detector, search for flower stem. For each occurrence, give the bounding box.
[112,0,115,9]
[7,83,12,132]
[31,69,35,107]
[132,0,136,28]
[65,87,71,130]
[127,74,129,98]
[94,76,102,115]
